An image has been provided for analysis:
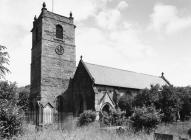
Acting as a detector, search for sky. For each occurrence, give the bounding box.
[0,0,191,87]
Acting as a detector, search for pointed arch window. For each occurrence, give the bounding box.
[56,25,63,39]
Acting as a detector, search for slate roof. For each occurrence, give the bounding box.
[83,62,168,89]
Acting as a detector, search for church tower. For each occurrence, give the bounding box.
[30,3,76,124]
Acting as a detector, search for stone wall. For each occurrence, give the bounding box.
[40,9,76,104]
[72,61,95,116]
[30,16,42,99]
[30,7,76,106]
[94,85,140,111]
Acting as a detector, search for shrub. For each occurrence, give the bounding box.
[159,85,182,123]
[0,81,24,139]
[133,84,161,108]
[101,109,127,126]
[17,86,30,113]
[0,101,24,138]
[175,86,191,121]
[118,94,133,117]
[133,85,183,123]
[130,106,161,134]
[0,81,17,101]
[77,110,96,127]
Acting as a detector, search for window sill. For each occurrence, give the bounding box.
[54,38,64,42]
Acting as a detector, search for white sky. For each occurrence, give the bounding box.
[0,0,191,87]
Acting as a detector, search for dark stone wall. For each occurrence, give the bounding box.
[72,61,95,116]
[30,14,42,100]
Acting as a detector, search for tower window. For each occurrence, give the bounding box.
[56,25,63,39]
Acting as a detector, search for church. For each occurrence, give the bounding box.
[29,3,170,125]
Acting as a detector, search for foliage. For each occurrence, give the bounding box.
[0,81,24,138]
[101,109,128,126]
[77,110,96,127]
[133,84,161,108]
[159,85,182,122]
[118,93,133,117]
[0,102,24,138]
[175,86,191,121]
[130,106,161,134]
[0,81,17,102]
[17,85,30,113]
[133,85,187,123]
[0,45,10,79]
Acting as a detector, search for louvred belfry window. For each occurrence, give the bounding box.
[56,25,63,39]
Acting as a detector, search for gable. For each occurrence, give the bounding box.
[73,60,94,84]
[96,92,115,111]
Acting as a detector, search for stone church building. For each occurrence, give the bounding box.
[29,3,169,125]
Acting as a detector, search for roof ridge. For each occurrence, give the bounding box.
[84,61,161,79]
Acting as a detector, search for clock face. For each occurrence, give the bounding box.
[55,45,64,55]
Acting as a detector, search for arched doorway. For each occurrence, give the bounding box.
[101,102,113,117]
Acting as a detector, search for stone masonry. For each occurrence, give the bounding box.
[30,4,76,108]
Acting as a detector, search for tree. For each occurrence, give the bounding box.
[133,84,161,108]
[118,93,133,117]
[0,81,24,139]
[0,81,17,102]
[0,45,10,79]
[132,85,183,123]
[175,86,191,120]
[17,85,30,113]
[159,85,182,122]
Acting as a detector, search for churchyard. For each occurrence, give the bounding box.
[1,78,191,139]
[12,119,191,140]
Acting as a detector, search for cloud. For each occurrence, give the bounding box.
[54,0,97,21]
[117,1,128,10]
[95,0,130,30]
[53,0,116,21]
[96,9,121,30]
[76,23,155,68]
[109,29,155,59]
[149,3,191,34]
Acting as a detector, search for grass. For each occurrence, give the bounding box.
[155,121,191,139]
[13,120,191,140]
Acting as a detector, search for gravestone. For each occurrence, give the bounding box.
[154,133,173,140]
[179,137,188,140]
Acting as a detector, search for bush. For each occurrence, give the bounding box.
[133,84,161,108]
[77,110,96,127]
[0,81,24,138]
[0,101,24,138]
[175,86,191,121]
[133,85,183,123]
[130,106,161,134]
[17,86,30,113]
[101,109,128,126]
[118,94,133,117]
[0,81,17,101]
[159,85,182,123]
